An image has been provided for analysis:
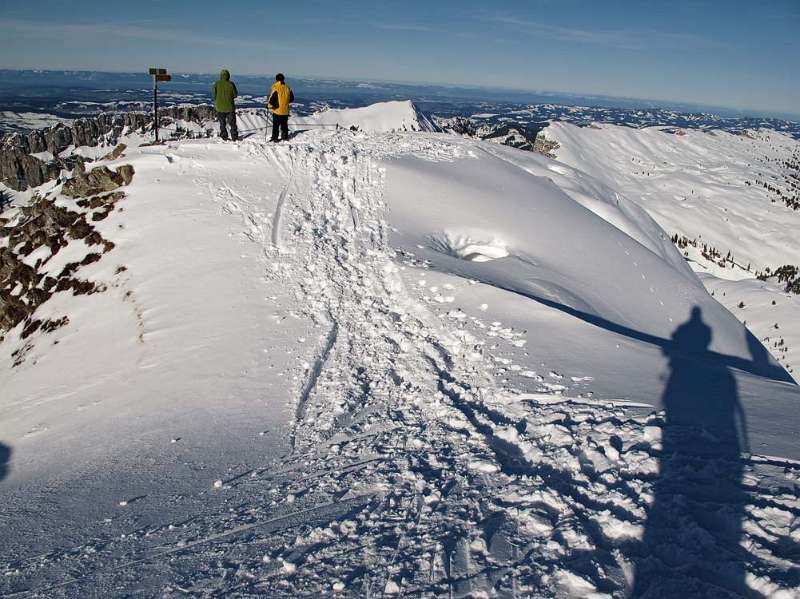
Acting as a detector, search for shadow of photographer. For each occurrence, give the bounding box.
[634,307,760,598]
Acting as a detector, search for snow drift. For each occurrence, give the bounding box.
[384,142,783,370]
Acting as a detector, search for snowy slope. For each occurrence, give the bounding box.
[296,99,438,132]
[542,122,800,379]
[1,104,798,598]
[232,100,437,139]
[543,122,800,273]
[386,144,756,363]
[0,140,304,519]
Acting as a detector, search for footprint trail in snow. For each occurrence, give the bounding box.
[3,131,799,599]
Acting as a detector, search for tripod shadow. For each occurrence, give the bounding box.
[633,307,758,597]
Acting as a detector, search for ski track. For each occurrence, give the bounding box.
[271,181,291,250]
[259,145,297,251]
[291,319,339,451]
[3,131,799,598]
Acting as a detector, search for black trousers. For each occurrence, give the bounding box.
[217,111,238,141]
[271,114,289,141]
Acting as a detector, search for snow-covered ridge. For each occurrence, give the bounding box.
[543,121,800,378]
[543,121,800,272]
[234,99,437,136]
[1,103,799,597]
[297,99,437,132]
[0,101,436,194]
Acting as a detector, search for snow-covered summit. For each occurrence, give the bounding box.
[1,104,798,597]
[232,99,438,136]
[296,99,437,132]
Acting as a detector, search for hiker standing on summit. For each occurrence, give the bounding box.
[268,73,294,142]
[212,69,238,141]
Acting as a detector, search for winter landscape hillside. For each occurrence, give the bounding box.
[1,101,799,597]
[538,123,800,379]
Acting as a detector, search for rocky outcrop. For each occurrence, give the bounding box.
[159,104,216,124]
[437,116,478,137]
[532,131,560,159]
[62,163,135,198]
[0,148,62,190]
[100,143,127,161]
[0,164,132,347]
[480,124,537,151]
[435,116,554,155]
[0,105,215,191]
[3,112,148,159]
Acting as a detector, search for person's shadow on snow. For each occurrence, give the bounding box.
[633,307,757,598]
[0,443,11,482]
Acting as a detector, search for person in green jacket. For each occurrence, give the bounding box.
[212,69,238,141]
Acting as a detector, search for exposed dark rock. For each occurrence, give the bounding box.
[77,190,126,210]
[62,164,135,198]
[435,115,556,156]
[1,179,123,346]
[1,105,214,191]
[0,189,10,211]
[101,143,127,161]
[116,164,135,185]
[532,132,560,159]
[0,148,61,190]
[440,116,478,137]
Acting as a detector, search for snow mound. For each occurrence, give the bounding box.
[385,143,770,364]
[295,100,437,133]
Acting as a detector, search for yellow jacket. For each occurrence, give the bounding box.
[268,82,293,116]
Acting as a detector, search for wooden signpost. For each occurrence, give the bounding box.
[148,68,172,142]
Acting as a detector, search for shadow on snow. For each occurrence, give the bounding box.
[633,307,757,597]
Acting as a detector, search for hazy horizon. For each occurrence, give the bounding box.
[1,0,797,119]
[1,67,797,123]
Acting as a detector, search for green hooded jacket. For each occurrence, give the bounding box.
[212,69,238,113]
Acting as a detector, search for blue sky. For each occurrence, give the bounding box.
[1,0,797,117]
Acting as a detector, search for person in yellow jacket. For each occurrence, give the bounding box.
[268,73,294,142]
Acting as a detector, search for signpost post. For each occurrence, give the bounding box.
[148,68,171,142]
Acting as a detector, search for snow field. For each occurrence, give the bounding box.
[1,104,799,597]
[544,122,800,378]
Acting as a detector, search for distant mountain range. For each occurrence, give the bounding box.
[1,69,798,124]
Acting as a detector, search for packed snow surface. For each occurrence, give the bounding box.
[1,103,798,597]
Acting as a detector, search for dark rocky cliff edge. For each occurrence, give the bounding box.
[0,105,215,191]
